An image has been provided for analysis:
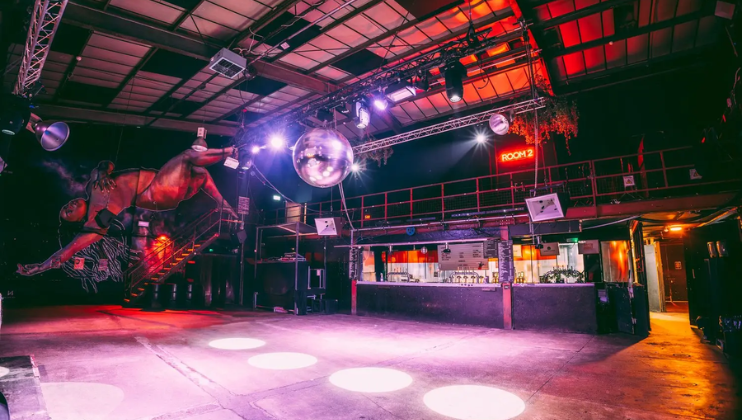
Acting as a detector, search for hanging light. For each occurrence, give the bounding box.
[385,80,416,103]
[353,100,370,129]
[192,136,208,152]
[489,113,510,136]
[373,96,388,111]
[351,162,360,172]
[475,133,487,143]
[444,61,466,103]
[251,145,261,154]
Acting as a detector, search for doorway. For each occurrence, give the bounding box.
[659,242,688,312]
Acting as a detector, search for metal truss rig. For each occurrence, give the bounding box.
[13,0,69,97]
[352,98,545,154]
[241,21,527,144]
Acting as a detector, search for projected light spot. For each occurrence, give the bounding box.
[329,367,412,393]
[423,385,525,420]
[208,338,266,350]
[42,382,125,420]
[248,352,317,370]
[0,366,9,378]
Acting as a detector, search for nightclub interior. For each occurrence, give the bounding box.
[0,0,741,418]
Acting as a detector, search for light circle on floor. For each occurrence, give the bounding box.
[329,367,413,393]
[0,366,8,378]
[208,338,266,350]
[248,352,317,370]
[423,385,525,420]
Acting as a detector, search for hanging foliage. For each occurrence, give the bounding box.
[356,147,394,167]
[510,81,579,150]
[353,132,394,167]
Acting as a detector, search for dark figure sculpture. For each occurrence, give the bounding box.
[17,138,236,276]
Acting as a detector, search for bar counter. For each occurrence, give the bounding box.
[356,281,598,333]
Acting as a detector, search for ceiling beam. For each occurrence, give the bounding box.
[63,1,336,94]
[170,0,208,30]
[104,47,158,107]
[544,10,713,59]
[305,5,513,74]
[227,0,303,47]
[37,104,238,135]
[532,0,635,30]
[53,29,93,102]
[270,0,385,63]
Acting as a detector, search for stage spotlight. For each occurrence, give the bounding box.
[239,155,253,170]
[157,235,169,241]
[444,61,466,103]
[269,134,285,150]
[373,97,388,111]
[248,352,317,370]
[385,80,416,103]
[489,113,510,136]
[475,133,487,143]
[273,195,281,201]
[251,145,261,154]
[669,226,683,232]
[192,136,208,152]
[353,100,370,129]
[351,163,360,172]
[0,95,31,136]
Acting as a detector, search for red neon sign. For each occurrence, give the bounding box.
[500,147,534,163]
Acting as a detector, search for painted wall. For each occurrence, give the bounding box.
[0,124,239,304]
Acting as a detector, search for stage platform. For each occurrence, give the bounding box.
[0,305,739,420]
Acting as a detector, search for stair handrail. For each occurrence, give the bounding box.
[125,209,220,274]
[127,215,223,291]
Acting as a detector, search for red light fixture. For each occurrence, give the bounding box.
[157,235,169,241]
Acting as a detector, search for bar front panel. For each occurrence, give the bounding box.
[512,284,598,333]
[357,284,504,328]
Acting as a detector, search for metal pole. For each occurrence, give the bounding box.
[295,221,300,315]
[253,226,260,309]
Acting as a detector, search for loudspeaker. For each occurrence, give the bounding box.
[314,217,342,236]
[524,193,569,222]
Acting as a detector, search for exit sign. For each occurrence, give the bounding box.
[500,147,534,163]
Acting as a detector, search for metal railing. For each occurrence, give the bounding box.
[264,146,740,227]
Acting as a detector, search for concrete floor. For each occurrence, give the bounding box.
[0,306,739,420]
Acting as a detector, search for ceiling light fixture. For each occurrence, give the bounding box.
[444,61,466,103]
[385,80,416,103]
[669,226,683,232]
[475,133,487,143]
[351,163,360,172]
[353,100,370,129]
[373,97,388,111]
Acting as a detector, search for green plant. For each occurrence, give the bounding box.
[538,267,585,284]
[510,79,579,152]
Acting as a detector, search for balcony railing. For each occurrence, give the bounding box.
[263,146,740,227]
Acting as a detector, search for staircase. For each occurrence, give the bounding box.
[123,209,229,306]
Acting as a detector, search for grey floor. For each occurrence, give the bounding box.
[0,305,739,420]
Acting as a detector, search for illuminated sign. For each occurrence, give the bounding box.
[500,147,534,163]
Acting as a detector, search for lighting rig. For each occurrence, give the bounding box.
[1,0,71,174]
[238,20,531,147]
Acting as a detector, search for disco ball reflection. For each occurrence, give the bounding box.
[293,128,354,188]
